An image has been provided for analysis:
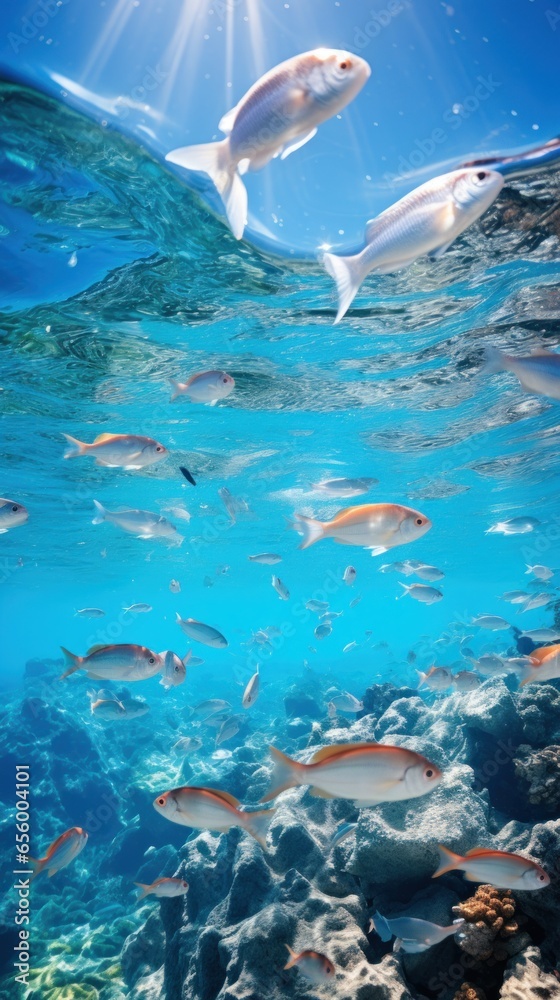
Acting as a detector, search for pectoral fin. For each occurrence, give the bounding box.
[280,128,317,160]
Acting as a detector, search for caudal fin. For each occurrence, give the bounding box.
[60,647,81,680]
[92,500,106,525]
[416,669,427,690]
[481,347,506,375]
[62,433,87,458]
[168,379,184,402]
[397,582,411,600]
[242,807,276,849]
[134,882,152,900]
[370,911,392,943]
[432,844,463,878]
[323,251,366,324]
[260,746,301,803]
[28,856,46,882]
[165,139,247,240]
[284,944,298,970]
[293,513,325,550]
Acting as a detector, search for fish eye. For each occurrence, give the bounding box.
[416,518,423,525]
[339,60,350,69]
[425,768,434,778]
[175,664,181,672]
[149,657,156,664]
[12,505,19,512]
[475,170,487,181]
[539,873,546,881]
[222,376,229,383]
[156,445,164,452]
[156,797,165,806]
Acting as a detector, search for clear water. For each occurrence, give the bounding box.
[1,81,560,996]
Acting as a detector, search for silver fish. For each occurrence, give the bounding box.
[314,622,332,640]
[171,736,203,755]
[487,516,540,535]
[272,575,290,601]
[305,599,329,612]
[328,822,358,850]
[169,370,234,405]
[517,592,552,614]
[343,565,357,586]
[398,583,443,605]
[242,667,260,708]
[329,692,363,712]
[75,608,105,619]
[122,603,152,614]
[452,670,481,692]
[525,564,554,581]
[371,911,465,954]
[92,501,182,543]
[192,699,231,719]
[311,477,378,498]
[63,432,168,469]
[248,553,282,565]
[472,615,510,630]
[324,168,503,322]
[0,497,28,533]
[520,627,560,642]
[175,614,228,648]
[218,487,250,524]
[160,650,190,689]
[483,346,560,400]
[216,715,241,745]
[166,49,370,239]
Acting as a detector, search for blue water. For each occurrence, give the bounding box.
[1,78,560,998]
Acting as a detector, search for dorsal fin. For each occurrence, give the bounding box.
[93,433,117,444]
[218,105,239,135]
[206,788,240,808]
[310,742,378,764]
[86,644,106,654]
[464,847,497,858]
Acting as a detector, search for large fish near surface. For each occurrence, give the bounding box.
[29,827,88,880]
[483,346,560,399]
[433,845,549,890]
[166,48,370,239]
[63,433,168,469]
[60,643,165,681]
[323,167,504,322]
[293,502,431,554]
[260,742,442,805]
[153,785,274,848]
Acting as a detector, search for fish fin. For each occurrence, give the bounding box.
[427,240,454,260]
[218,105,238,135]
[370,911,393,943]
[93,433,116,444]
[310,741,378,764]
[432,844,463,878]
[393,938,404,953]
[464,847,496,858]
[280,127,317,160]
[62,433,87,458]
[182,650,192,667]
[86,644,106,654]
[369,546,388,557]
[353,798,385,807]
[0,528,7,533]
[95,459,117,467]
[416,670,427,689]
[243,807,275,849]
[481,347,506,375]
[260,746,301,803]
[92,500,106,524]
[209,788,241,808]
[159,676,172,689]
[530,348,556,357]
[322,250,366,324]
[309,787,336,799]
[207,399,219,407]
[165,139,247,239]
[47,867,58,878]
[463,872,483,882]
[237,157,251,175]
[168,379,185,402]
[284,944,298,969]
[28,857,45,881]
[397,582,411,599]
[293,513,325,550]
[134,882,152,899]
[59,647,81,679]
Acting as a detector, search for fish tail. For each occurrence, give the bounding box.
[165,138,247,240]
[92,500,106,525]
[481,346,506,375]
[397,582,410,599]
[134,882,152,899]
[59,647,82,679]
[518,665,537,688]
[293,513,325,550]
[28,856,46,881]
[432,844,463,878]
[370,911,393,943]
[168,379,183,402]
[62,433,87,458]
[284,944,298,969]
[323,250,366,324]
[416,669,427,690]
[260,746,302,803]
[242,807,275,849]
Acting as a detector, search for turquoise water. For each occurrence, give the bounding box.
[2,81,560,998]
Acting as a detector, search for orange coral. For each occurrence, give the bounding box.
[452,885,528,963]
[453,985,487,1000]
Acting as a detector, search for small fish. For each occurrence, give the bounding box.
[526,564,554,581]
[248,553,282,565]
[175,614,228,648]
[433,845,549,890]
[483,346,560,400]
[324,168,503,322]
[63,433,168,469]
[517,592,551,614]
[370,911,465,954]
[169,579,181,594]
[164,506,191,522]
[261,743,442,805]
[294,503,431,554]
[500,590,530,604]
[29,827,88,880]
[272,575,290,600]
[284,946,335,984]
[134,877,189,900]
[119,696,150,719]
[219,487,250,524]
[343,565,357,586]
[472,615,510,631]
[413,564,445,582]
[75,608,105,619]
[328,822,358,851]
[242,667,260,708]
[311,477,378,498]
[452,670,481,692]
[169,370,235,405]
[349,595,362,608]
[216,715,241,745]
[314,623,332,640]
[89,689,127,719]
[153,786,274,848]
[192,699,232,718]
[171,736,203,755]
[343,641,359,653]
[61,644,164,682]
[0,498,28,533]
[328,692,364,713]
[305,599,330,612]
[487,516,540,535]
[179,466,196,485]
[398,583,443,605]
[92,501,182,544]
[470,654,505,676]
[417,667,453,692]
[519,644,560,686]
[160,650,190,689]
[203,711,231,729]
[122,603,152,614]
[166,49,370,239]
[520,628,560,642]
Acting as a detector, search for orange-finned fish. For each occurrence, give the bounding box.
[260,742,442,805]
[169,370,235,405]
[293,502,431,555]
[60,644,165,682]
[29,827,88,880]
[153,786,274,848]
[134,877,189,900]
[519,643,560,686]
[433,845,549,890]
[165,49,370,240]
[416,666,453,692]
[63,433,168,469]
[284,946,335,984]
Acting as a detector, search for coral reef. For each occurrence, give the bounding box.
[452,885,529,963]
[513,744,560,813]
[453,985,487,1000]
